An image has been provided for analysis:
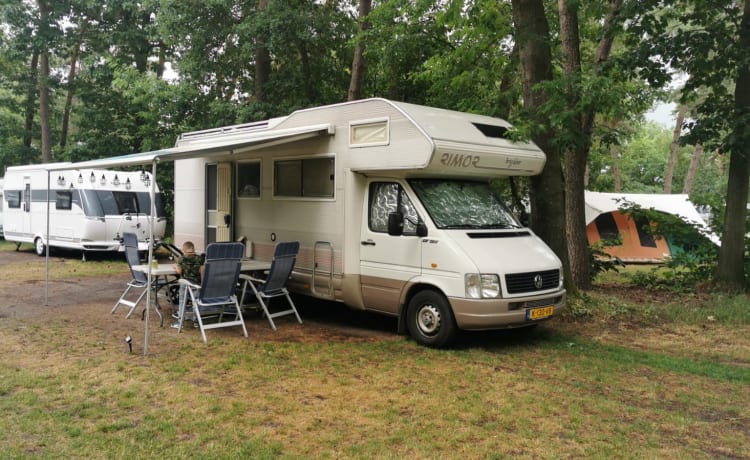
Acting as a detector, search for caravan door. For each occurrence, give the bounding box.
[22,182,32,235]
[359,181,422,314]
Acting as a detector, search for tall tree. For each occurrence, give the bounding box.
[510,0,573,292]
[36,0,52,162]
[682,143,703,194]
[716,0,750,290]
[663,105,686,193]
[626,0,750,290]
[559,0,625,290]
[254,0,270,104]
[348,0,371,101]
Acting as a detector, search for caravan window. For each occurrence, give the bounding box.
[237,161,261,198]
[6,191,21,209]
[55,191,72,210]
[274,157,334,198]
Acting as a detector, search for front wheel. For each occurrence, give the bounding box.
[406,290,457,348]
[34,238,46,257]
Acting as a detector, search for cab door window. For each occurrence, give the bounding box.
[368,182,420,235]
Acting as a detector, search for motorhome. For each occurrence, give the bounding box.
[172,98,566,347]
[2,164,166,257]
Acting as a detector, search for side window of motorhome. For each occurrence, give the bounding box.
[237,161,261,198]
[274,157,334,198]
[55,191,72,210]
[6,191,21,208]
[368,182,419,235]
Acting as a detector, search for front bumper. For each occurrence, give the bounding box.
[449,289,566,330]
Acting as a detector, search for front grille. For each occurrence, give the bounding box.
[505,269,559,294]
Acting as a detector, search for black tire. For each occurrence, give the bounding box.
[34,238,46,257]
[406,290,457,348]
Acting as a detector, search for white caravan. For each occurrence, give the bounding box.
[2,164,166,256]
[173,98,566,347]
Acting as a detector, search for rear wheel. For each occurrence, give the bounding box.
[34,238,46,257]
[406,290,457,348]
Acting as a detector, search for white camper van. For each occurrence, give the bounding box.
[2,164,166,256]
[173,98,565,347]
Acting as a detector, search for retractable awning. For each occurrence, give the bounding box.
[38,122,334,355]
[44,123,335,171]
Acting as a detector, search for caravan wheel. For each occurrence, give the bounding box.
[34,238,46,257]
[406,290,457,348]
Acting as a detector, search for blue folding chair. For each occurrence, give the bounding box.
[239,241,302,331]
[177,242,248,343]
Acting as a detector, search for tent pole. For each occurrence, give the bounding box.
[143,159,158,356]
[45,172,51,306]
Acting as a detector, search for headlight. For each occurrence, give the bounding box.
[465,273,501,299]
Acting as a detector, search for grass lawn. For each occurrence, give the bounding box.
[0,252,748,459]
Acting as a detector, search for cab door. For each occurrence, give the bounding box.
[359,181,422,314]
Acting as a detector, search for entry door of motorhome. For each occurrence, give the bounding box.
[359,181,422,314]
[206,162,232,244]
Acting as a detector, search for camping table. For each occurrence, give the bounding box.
[132,259,272,326]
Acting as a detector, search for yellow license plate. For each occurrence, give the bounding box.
[527,306,554,320]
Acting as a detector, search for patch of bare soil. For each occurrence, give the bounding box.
[0,248,400,352]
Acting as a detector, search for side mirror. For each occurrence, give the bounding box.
[519,210,530,227]
[387,212,404,236]
[416,221,428,237]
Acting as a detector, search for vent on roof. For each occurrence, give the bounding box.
[472,122,510,139]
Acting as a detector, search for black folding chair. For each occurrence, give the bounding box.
[177,242,248,343]
[239,241,303,331]
[112,232,173,326]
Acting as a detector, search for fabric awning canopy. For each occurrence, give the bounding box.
[37,122,333,355]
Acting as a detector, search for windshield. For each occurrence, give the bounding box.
[410,179,520,229]
[79,190,166,218]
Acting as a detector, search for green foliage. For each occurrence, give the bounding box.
[618,200,727,291]
[588,236,625,282]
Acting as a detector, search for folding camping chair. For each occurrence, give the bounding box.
[239,241,303,331]
[176,242,248,343]
[111,232,150,320]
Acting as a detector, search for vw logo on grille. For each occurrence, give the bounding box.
[533,274,544,289]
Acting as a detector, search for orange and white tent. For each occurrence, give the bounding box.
[585,191,719,263]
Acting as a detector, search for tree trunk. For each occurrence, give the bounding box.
[558,0,590,290]
[715,0,750,292]
[664,105,686,193]
[559,0,622,291]
[682,143,703,194]
[511,0,573,294]
[24,51,39,149]
[348,0,371,101]
[60,39,81,149]
[611,141,622,192]
[37,0,52,163]
[254,0,271,104]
